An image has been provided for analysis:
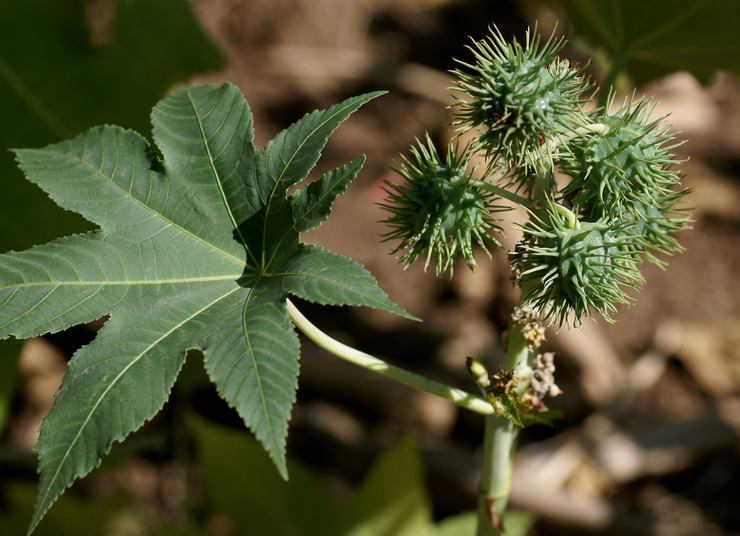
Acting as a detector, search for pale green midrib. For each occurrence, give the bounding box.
[0,285,59,331]
[0,273,241,292]
[31,286,241,532]
[185,89,258,268]
[261,99,367,271]
[34,148,244,268]
[240,282,282,471]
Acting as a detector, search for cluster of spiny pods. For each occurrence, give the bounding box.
[380,27,689,327]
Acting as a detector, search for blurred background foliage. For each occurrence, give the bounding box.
[563,0,740,86]
[1,0,739,534]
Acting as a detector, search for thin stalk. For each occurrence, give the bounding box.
[476,325,531,536]
[285,299,495,415]
[473,182,532,207]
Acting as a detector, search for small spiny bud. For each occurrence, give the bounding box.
[626,193,692,266]
[510,203,645,326]
[453,26,590,174]
[380,135,503,277]
[562,96,684,220]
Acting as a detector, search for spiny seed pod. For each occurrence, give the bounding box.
[380,135,502,277]
[453,26,590,172]
[562,97,684,219]
[511,205,644,326]
[627,193,691,265]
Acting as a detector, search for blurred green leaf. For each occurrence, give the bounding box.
[0,483,201,536]
[435,512,476,536]
[501,510,537,536]
[435,510,535,536]
[0,484,124,536]
[0,339,20,432]
[340,436,433,536]
[191,417,538,535]
[191,417,440,536]
[191,415,339,536]
[566,0,740,85]
[0,0,223,252]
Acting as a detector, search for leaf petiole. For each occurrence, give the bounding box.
[285,299,495,415]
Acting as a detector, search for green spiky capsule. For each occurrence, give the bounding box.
[627,194,691,265]
[453,26,590,172]
[380,136,502,277]
[511,206,644,326]
[563,98,684,219]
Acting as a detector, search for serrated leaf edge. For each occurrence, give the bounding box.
[29,286,240,534]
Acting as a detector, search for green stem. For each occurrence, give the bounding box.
[473,182,532,207]
[285,299,495,415]
[477,325,531,536]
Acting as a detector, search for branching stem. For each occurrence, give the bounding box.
[285,299,496,415]
[476,324,531,535]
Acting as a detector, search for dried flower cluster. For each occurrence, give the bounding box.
[511,305,546,350]
[527,352,562,410]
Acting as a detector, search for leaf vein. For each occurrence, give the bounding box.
[37,286,241,511]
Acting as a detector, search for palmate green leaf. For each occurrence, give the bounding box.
[1,82,409,534]
[565,0,740,84]
[0,0,223,443]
